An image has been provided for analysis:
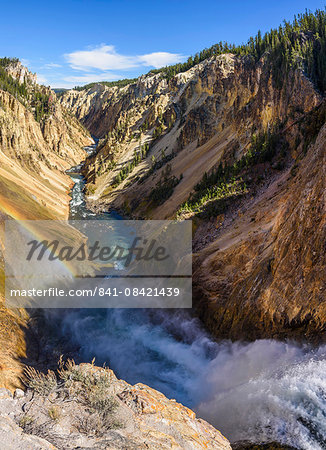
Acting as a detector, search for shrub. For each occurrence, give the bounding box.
[48,406,61,422]
[177,128,288,218]
[19,414,34,429]
[22,358,123,440]
[24,366,57,395]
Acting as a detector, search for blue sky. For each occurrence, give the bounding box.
[1,0,325,88]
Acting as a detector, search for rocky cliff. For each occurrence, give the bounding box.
[5,60,37,85]
[193,112,326,340]
[0,61,231,448]
[0,362,231,449]
[0,89,91,219]
[0,59,93,220]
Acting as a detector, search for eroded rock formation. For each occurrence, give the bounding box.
[60,54,320,219]
[0,61,230,447]
[193,119,326,340]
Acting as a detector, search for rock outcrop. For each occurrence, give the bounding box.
[193,118,326,340]
[0,60,231,447]
[5,60,37,85]
[0,363,231,449]
[0,89,91,220]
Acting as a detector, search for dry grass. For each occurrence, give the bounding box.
[48,406,61,422]
[24,366,57,395]
[0,299,27,391]
[19,414,34,429]
[22,357,123,438]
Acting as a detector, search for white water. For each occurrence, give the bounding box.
[53,308,326,449]
[58,154,326,449]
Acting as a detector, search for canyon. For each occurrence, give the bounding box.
[0,60,92,393]
[0,11,326,448]
[60,50,325,341]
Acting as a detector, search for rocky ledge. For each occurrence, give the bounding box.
[0,361,231,449]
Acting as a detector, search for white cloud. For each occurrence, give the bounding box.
[36,74,49,85]
[65,45,136,71]
[63,72,122,84]
[43,63,62,69]
[139,52,184,68]
[64,44,185,71]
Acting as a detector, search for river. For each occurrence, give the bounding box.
[48,144,326,450]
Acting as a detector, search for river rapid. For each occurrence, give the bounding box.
[49,144,326,450]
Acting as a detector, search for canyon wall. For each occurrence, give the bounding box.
[193,118,326,340]
[0,93,91,220]
[0,61,92,390]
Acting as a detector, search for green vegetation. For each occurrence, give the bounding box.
[138,150,176,184]
[23,358,122,438]
[0,57,50,121]
[149,164,182,206]
[0,57,19,67]
[0,65,28,104]
[32,91,51,122]
[150,174,182,206]
[298,100,326,153]
[151,9,326,92]
[178,129,288,217]
[113,142,150,186]
[68,10,326,100]
[73,77,138,91]
[178,178,247,218]
[24,366,57,395]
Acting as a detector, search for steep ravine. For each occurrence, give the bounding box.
[0,143,232,450]
[1,50,323,448]
[0,61,233,449]
[193,120,326,341]
[60,53,320,220]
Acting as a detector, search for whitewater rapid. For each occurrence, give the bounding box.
[56,146,326,450]
[53,308,325,450]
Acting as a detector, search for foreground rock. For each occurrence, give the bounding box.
[0,362,231,449]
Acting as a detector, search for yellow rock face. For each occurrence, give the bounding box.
[193,121,326,340]
[60,53,325,340]
[0,78,92,390]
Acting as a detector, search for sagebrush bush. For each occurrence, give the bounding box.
[24,366,57,395]
[23,357,123,438]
